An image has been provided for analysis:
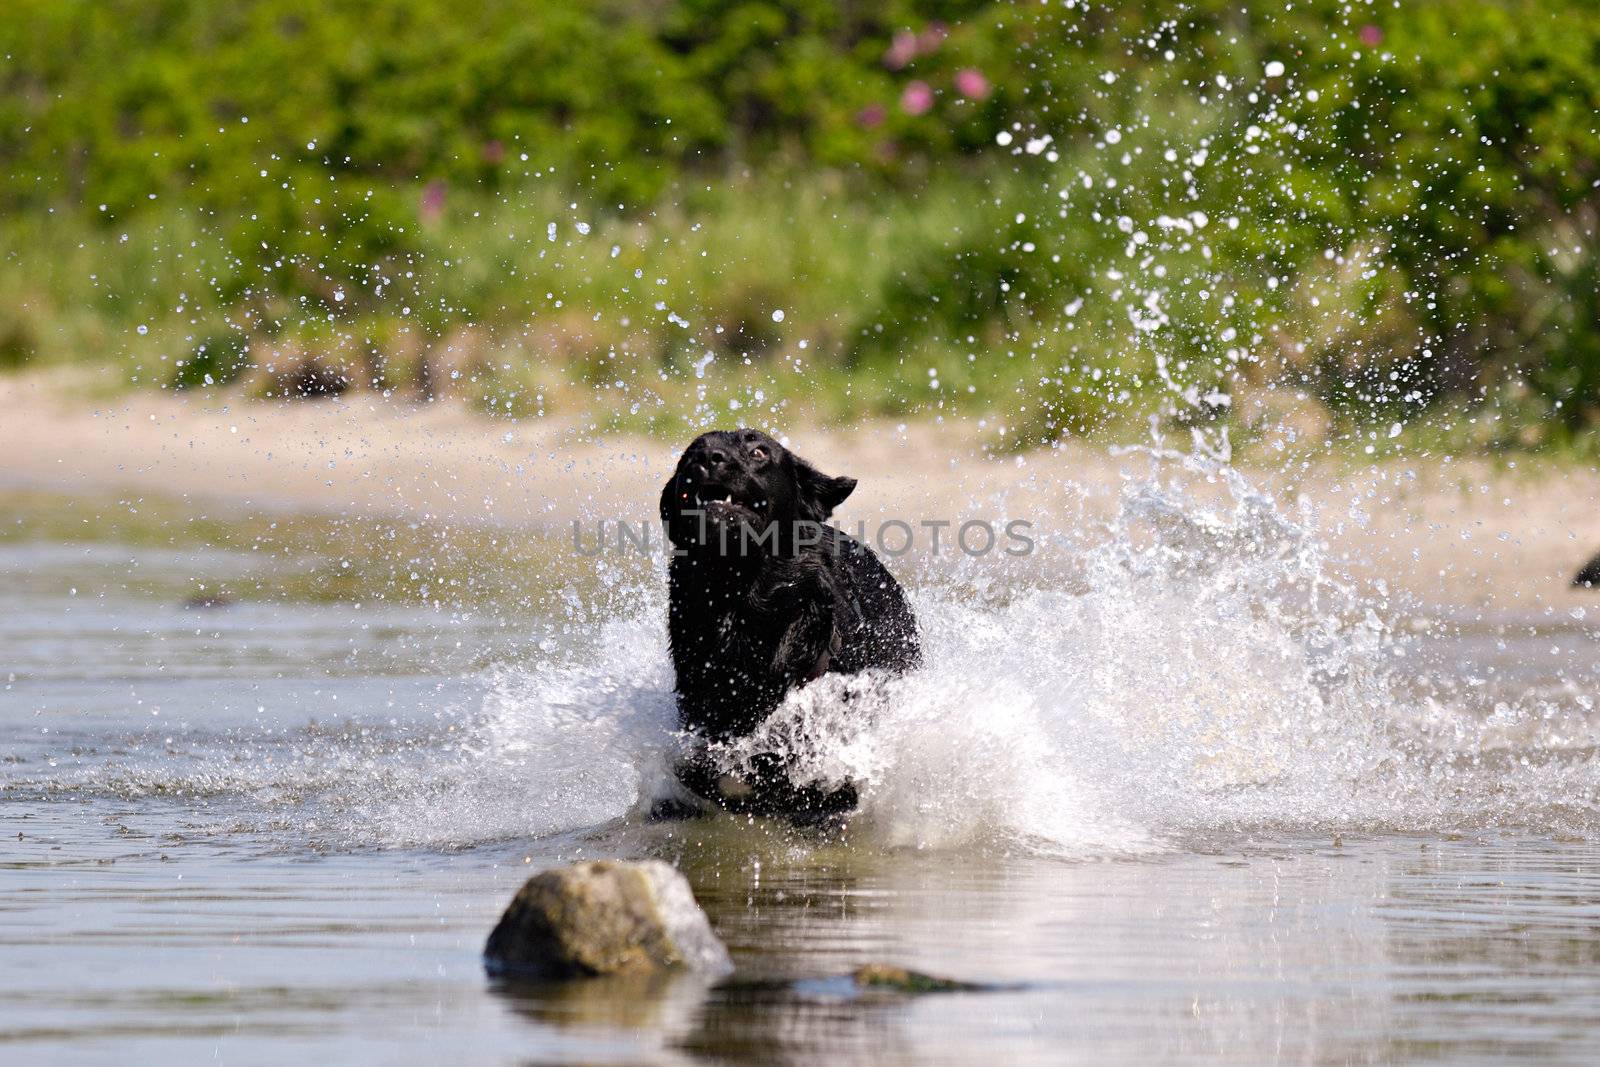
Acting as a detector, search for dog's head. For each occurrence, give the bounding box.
[660,429,856,555]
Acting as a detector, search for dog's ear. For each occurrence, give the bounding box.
[792,456,857,521]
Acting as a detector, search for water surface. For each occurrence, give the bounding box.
[5,490,1600,1065]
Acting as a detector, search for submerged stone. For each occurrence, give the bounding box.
[484,860,731,981]
[852,963,985,993]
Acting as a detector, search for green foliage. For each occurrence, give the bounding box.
[2,0,1598,448]
[172,333,252,389]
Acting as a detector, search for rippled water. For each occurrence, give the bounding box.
[5,466,1600,1064]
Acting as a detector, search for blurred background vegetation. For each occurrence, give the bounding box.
[1,0,1596,453]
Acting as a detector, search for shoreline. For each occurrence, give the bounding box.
[4,371,1599,614]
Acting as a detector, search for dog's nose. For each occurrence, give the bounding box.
[686,444,732,481]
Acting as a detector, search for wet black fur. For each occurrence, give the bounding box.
[659,429,919,820]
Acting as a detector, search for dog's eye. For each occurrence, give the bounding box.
[750,446,767,460]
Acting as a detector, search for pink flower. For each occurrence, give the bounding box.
[884,29,917,70]
[1359,24,1383,47]
[420,180,446,224]
[918,22,948,55]
[900,80,934,116]
[482,139,505,164]
[856,103,887,129]
[954,68,991,100]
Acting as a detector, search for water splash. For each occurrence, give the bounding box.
[694,445,1600,852]
[12,449,1597,854]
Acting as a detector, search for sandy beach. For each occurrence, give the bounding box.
[3,370,1597,614]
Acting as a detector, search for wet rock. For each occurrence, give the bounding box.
[276,357,349,398]
[852,963,985,993]
[484,860,731,981]
[241,338,354,399]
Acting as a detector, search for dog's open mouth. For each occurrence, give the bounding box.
[682,484,767,519]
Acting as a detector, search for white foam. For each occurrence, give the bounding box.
[591,447,1596,853]
[330,612,681,847]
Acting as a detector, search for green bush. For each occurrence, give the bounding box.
[2,0,1598,446]
[172,333,252,389]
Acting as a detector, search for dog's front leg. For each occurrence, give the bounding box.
[771,589,841,683]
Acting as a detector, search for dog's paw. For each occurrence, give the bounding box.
[646,795,708,822]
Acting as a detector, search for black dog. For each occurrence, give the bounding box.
[659,429,919,821]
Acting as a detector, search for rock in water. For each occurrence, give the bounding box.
[484,860,732,980]
[852,963,985,993]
